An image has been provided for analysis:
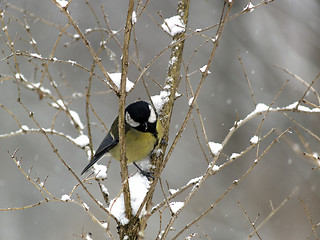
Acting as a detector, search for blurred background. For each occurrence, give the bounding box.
[0,0,319,239]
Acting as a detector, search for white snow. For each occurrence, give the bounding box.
[169,189,178,195]
[188,97,194,106]
[85,234,92,240]
[14,73,51,95]
[250,135,259,144]
[61,194,71,201]
[132,11,137,24]
[70,110,84,130]
[101,222,108,229]
[21,125,29,131]
[211,165,220,172]
[51,100,66,110]
[16,160,21,167]
[284,102,298,110]
[108,174,150,225]
[169,201,184,214]
[186,233,198,239]
[100,183,109,195]
[247,102,320,118]
[72,92,84,98]
[175,92,182,98]
[199,65,211,74]
[187,176,203,186]
[85,28,92,34]
[57,0,68,8]
[168,56,177,66]
[296,105,313,112]
[106,73,134,92]
[312,153,319,167]
[82,202,89,211]
[67,60,76,66]
[74,134,89,147]
[139,159,152,171]
[153,148,163,156]
[30,53,42,58]
[244,2,255,12]
[282,101,320,112]
[36,84,51,95]
[161,15,185,36]
[73,34,80,39]
[93,164,108,180]
[254,103,269,113]
[208,142,222,155]
[15,73,26,81]
[229,101,320,133]
[212,34,219,42]
[151,90,170,113]
[86,148,93,161]
[233,103,269,128]
[230,153,240,159]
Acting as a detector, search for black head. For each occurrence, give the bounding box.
[125,101,157,133]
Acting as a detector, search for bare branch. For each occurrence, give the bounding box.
[248,187,299,238]
[118,0,134,224]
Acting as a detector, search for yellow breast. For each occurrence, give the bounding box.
[109,129,157,163]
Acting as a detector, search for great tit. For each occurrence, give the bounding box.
[81,100,163,176]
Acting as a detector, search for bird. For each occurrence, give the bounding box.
[81,100,163,178]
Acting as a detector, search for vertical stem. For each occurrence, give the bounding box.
[137,0,191,236]
[161,0,190,139]
[118,0,134,229]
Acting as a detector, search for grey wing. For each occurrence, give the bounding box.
[81,133,118,175]
[94,133,118,158]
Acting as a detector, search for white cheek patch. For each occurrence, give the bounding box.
[148,105,157,123]
[126,111,140,127]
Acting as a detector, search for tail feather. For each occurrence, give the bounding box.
[80,153,104,175]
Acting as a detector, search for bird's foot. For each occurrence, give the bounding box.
[133,162,154,181]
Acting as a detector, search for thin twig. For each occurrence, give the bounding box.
[161,2,233,238]
[299,198,319,240]
[238,201,262,240]
[248,187,299,238]
[118,0,135,222]
[274,64,320,105]
[238,51,256,106]
[173,129,291,240]
[51,0,119,93]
